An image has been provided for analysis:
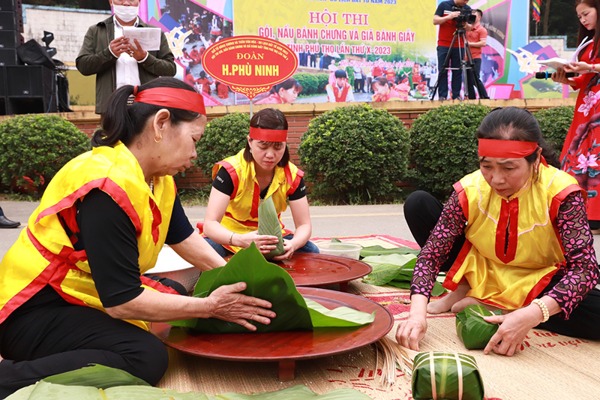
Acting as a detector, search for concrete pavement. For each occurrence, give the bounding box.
[0,200,413,257]
[2,200,600,259]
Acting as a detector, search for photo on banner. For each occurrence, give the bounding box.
[139,0,540,106]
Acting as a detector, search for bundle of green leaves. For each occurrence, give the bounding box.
[361,252,446,296]
[170,244,374,333]
[8,365,371,399]
[455,304,500,350]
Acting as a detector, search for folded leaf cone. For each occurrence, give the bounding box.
[170,244,374,333]
[257,196,285,259]
[455,304,500,350]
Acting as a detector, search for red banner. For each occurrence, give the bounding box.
[201,35,298,99]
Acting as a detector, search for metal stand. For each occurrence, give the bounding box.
[431,27,487,101]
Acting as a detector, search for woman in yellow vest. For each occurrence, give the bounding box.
[396,107,600,356]
[203,108,318,260]
[0,77,275,398]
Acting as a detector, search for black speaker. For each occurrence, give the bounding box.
[0,67,5,114]
[0,11,15,30]
[0,0,20,12]
[0,48,18,66]
[17,39,55,69]
[6,65,53,96]
[0,66,5,96]
[0,30,22,49]
[5,65,56,114]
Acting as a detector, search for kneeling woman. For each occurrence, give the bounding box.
[203,108,319,260]
[397,107,600,356]
[0,78,275,398]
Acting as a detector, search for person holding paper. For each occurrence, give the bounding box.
[551,0,600,231]
[76,0,176,114]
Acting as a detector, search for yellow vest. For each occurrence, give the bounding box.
[0,143,177,330]
[445,164,582,310]
[212,150,303,253]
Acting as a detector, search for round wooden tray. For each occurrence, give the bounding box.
[151,287,393,381]
[275,253,372,290]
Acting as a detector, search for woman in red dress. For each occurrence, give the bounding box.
[552,0,600,229]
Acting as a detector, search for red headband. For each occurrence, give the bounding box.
[133,87,206,115]
[249,127,288,142]
[478,139,538,158]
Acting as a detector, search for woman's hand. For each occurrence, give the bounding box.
[206,282,276,331]
[235,232,280,254]
[551,67,574,85]
[273,238,296,261]
[482,305,541,356]
[565,61,593,74]
[396,314,428,351]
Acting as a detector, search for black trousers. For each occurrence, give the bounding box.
[404,190,600,340]
[0,286,169,398]
[404,190,465,273]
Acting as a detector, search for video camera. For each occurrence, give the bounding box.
[452,6,476,27]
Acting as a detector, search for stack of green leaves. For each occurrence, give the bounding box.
[257,196,285,259]
[455,304,500,350]
[7,365,372,399]
[361,253,446,297]
[170,244,374,333]
[411,352,485,400]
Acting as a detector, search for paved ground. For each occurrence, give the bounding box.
[0,201,412,257]
[2,200,600,259]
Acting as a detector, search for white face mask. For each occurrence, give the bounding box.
[113,5,139,23]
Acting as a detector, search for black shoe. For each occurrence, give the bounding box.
[0,215,20,229]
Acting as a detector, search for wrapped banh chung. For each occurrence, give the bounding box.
[411,351,485,400]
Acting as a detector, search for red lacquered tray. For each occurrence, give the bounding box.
[151,287,393,381]
[274,253,372,290]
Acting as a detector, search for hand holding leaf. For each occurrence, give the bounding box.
[206,281,276,331]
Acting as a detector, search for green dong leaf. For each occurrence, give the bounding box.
[257,196,285,259]
[455,304,500,350]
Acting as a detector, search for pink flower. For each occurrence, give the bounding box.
[578,91,600,116]
[576,153,599,173]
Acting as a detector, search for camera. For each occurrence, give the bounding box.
[452,6,476,27]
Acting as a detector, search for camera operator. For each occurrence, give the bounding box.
[466,9,489,99]
[433,0,472,100]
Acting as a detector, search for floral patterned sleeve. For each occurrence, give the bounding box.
[551,191,599,319]
[411,191,466,298]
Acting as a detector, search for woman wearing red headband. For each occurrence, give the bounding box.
[0,77,275,398]
[397,107,600,356]
[203,108,319,260]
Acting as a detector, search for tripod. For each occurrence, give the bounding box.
[431,26,487,100]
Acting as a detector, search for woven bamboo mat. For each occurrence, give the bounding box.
[157,236,600,400]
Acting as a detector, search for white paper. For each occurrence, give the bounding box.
[122,27,161,51]
[537,57,571,70]
[572,36,594,62]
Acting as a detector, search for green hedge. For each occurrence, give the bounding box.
[299,104,410,204]
[195,112,250,178]
[408,104,491,200]
[0,115,90,196]
[534,105,573,157]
